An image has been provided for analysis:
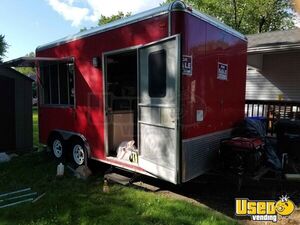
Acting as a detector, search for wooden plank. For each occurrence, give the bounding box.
[0,192,36,203]
[132,181,160,192]
[0,198,33,209]
[104,173,131,186]
[0,188,31,198]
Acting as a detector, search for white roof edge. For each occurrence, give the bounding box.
[36,1,246,52]
[248,43,300,54]
[1,56,73,67]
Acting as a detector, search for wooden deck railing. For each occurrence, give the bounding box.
[245,100,300,135]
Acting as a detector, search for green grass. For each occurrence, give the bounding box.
[0,108,238,225]
[33,107,39,148]
[0,153,237,225]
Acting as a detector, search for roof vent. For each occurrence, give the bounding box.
[170,1,186,10]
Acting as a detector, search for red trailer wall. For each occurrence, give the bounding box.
[36,14,169,160]
[172,11,247,140]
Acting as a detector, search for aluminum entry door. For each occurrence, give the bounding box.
[138,35,180,184]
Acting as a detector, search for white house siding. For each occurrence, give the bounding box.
[246,51,300,101]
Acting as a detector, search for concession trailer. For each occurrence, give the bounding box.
[4,1,248,184]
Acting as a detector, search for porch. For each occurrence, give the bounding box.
[245,100,300,135]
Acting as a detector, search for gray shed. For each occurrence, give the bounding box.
[0,66,33,152]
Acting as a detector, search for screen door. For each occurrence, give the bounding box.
[138,35,180,184]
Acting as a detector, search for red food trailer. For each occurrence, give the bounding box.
[24,1,248,184]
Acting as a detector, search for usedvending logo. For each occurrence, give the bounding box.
[235,195,295,222]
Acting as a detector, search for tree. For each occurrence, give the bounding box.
[164,0,295,34]
[15,52,36,76]
[98,11,131,25]
[14,52,37,98]
[80,11,131,32]
[0,35,8,62]
[80,27,88,32]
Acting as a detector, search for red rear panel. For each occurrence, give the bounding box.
[172,11,247,139]
[172,11,247,182]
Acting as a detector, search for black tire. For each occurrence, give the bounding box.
[48,135,65,161]
[70,139,86,166]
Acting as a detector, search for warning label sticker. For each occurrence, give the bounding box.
[217,63,228,80]
[182,55,192,76]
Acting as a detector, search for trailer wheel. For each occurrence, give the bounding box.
[71,140,86,166]
[49,135,65,160]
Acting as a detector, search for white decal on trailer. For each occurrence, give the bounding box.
[217,63,228,80]
[182,55,192,76]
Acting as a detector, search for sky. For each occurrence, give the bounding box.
[0,0,164,60]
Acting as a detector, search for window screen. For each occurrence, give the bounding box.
[59,63,68,104]
[40,61,75,106]
[148,49,166,98]
[42,66,50,104]
[68,63,75,105]
[50,64,59,104]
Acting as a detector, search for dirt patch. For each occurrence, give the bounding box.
[134,173,300,225]
[109,168,300,224]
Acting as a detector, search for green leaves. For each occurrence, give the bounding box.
[15,52,36,76]
[98,11,132,26]
[165,0,295,34]
[0,35,8,62]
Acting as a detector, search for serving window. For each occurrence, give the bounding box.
[40,62,75,106]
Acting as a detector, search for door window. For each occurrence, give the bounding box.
[148,49,166,98]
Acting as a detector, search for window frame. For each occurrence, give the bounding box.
[39,58,76,108]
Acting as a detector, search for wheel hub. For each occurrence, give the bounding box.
[73,144,85,165]
[53,139,63,158]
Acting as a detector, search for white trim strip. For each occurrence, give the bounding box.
[248,44,300,54]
